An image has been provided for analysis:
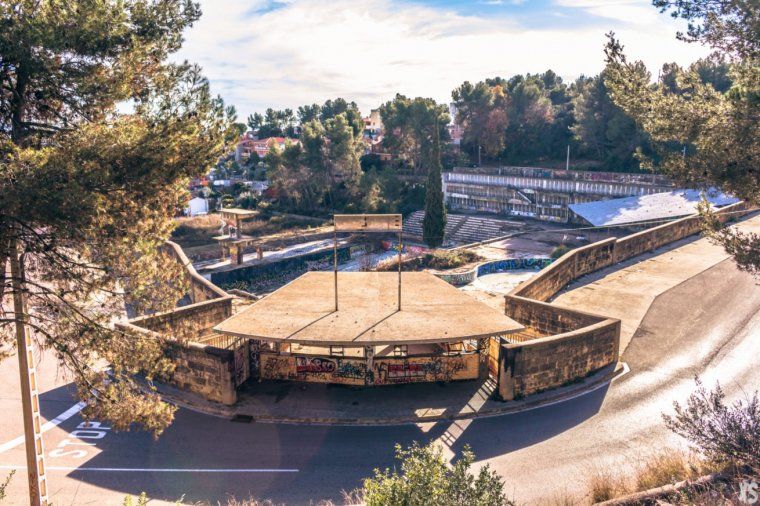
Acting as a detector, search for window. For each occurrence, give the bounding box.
[393,345,408,357]
[329,345,344,356]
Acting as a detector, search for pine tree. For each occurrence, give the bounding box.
[423,123,447,248]
[0,0,233,435]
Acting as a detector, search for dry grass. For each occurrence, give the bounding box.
[172,215,224,245]
[171,213,323,248]
[586,465,632,503]
[583,449,719,504]
[377,249,484,272]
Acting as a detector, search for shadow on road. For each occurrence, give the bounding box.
[63,383,606,504]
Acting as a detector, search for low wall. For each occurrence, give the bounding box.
[117,321,237,405]
[499,317,620,399]
[163,241,228,303]
[432,257,553,287]
[128,296,233,341]
[259,352,480,386]
[498,201,754,401]
[117,241,235,404]
[511,201,753,302]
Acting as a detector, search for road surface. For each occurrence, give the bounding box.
[1,252,758,504]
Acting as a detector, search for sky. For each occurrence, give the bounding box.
[171,0,710,118]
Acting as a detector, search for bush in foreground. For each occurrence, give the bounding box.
[356,442,510,506]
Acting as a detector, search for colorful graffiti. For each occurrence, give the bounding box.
[374,357,467,384]
[380,241,431,256]
[434,257,553,286]
[259,353,478,385]
[476,257,553,276]
[295,356,336,374]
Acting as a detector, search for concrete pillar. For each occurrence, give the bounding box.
[364,346,375,386]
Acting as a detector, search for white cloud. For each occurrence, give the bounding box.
[173,0,709,117]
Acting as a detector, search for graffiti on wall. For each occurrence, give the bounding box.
[374,357,467,385]
[259,353,477,385]
[476,257,553,276]
[233,340,249,387]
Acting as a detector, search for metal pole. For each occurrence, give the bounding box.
[333,226,338,311]
[566,145,570,171]
[9,239,48,506]
[397,229,402,311]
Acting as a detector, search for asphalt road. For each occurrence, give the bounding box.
[1,257,758,505]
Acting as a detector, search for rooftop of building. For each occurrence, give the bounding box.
[568,188,739,227]
[214,271,523,345]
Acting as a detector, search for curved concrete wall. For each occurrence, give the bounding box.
[119,242,237,404]
[163,240,228,302]
[499,201,754,400]
[432,257,553,286]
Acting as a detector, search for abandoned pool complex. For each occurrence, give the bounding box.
[117,201,752,411]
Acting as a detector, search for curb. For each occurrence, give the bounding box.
[157,362,628,427]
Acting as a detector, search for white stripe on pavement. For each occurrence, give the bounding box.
[0,401,85,454]
[0,465,298,473]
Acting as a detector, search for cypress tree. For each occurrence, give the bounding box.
[423,122,447,248]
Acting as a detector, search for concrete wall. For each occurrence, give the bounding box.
[259,352,480,386]
[117,321,237,405]
[498,201,754,401]
[512,201,753,302]
[432,257,553,287]
[499,317,620,399]
[127,297,233,341]
[118,241,237,404]
[163,241,228,303]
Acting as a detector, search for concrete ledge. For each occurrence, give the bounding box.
[151,362,626,426]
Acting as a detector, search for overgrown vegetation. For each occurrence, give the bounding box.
[171,213,326,247]
[0,471,14,502]
[550,245,571,259]
[586,379,759,504]
[354,443,510,506]
[377,250,483,272]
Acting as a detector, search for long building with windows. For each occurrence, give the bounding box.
[443,166,675,223]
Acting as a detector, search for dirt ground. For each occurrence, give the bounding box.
[459,270,538,311]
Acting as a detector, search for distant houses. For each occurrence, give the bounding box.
[235,132,299,162]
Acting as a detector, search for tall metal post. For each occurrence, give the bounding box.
[333,226,338,311]
[9,239,48,506]
[397,229,402,311]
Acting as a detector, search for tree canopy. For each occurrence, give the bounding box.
[1,0,234,435]
[604,0,759,274]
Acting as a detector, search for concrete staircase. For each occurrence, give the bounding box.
[403,211,523,246]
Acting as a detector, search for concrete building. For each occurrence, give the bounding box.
[443,166,674,223]
[213,271,522,386]
[363,109,383,140]
[185,197,209,216]
[568,188,739,227]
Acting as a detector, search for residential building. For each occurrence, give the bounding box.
[235,133,298,162]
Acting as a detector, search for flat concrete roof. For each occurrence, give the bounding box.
[214,271,523,345]
[569,189,738,227]
[220,209,258,217]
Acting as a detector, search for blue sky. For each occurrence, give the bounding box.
[172,0,709,118]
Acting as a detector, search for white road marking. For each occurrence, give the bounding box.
[0,401,85,454]
[0,465,298,473]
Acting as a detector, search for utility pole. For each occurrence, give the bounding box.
[566,145,570,171]
[478,145,481,167]
[9,239,48,506]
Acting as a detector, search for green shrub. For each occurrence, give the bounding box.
[359,442,510,506]
[550,245,571,259]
